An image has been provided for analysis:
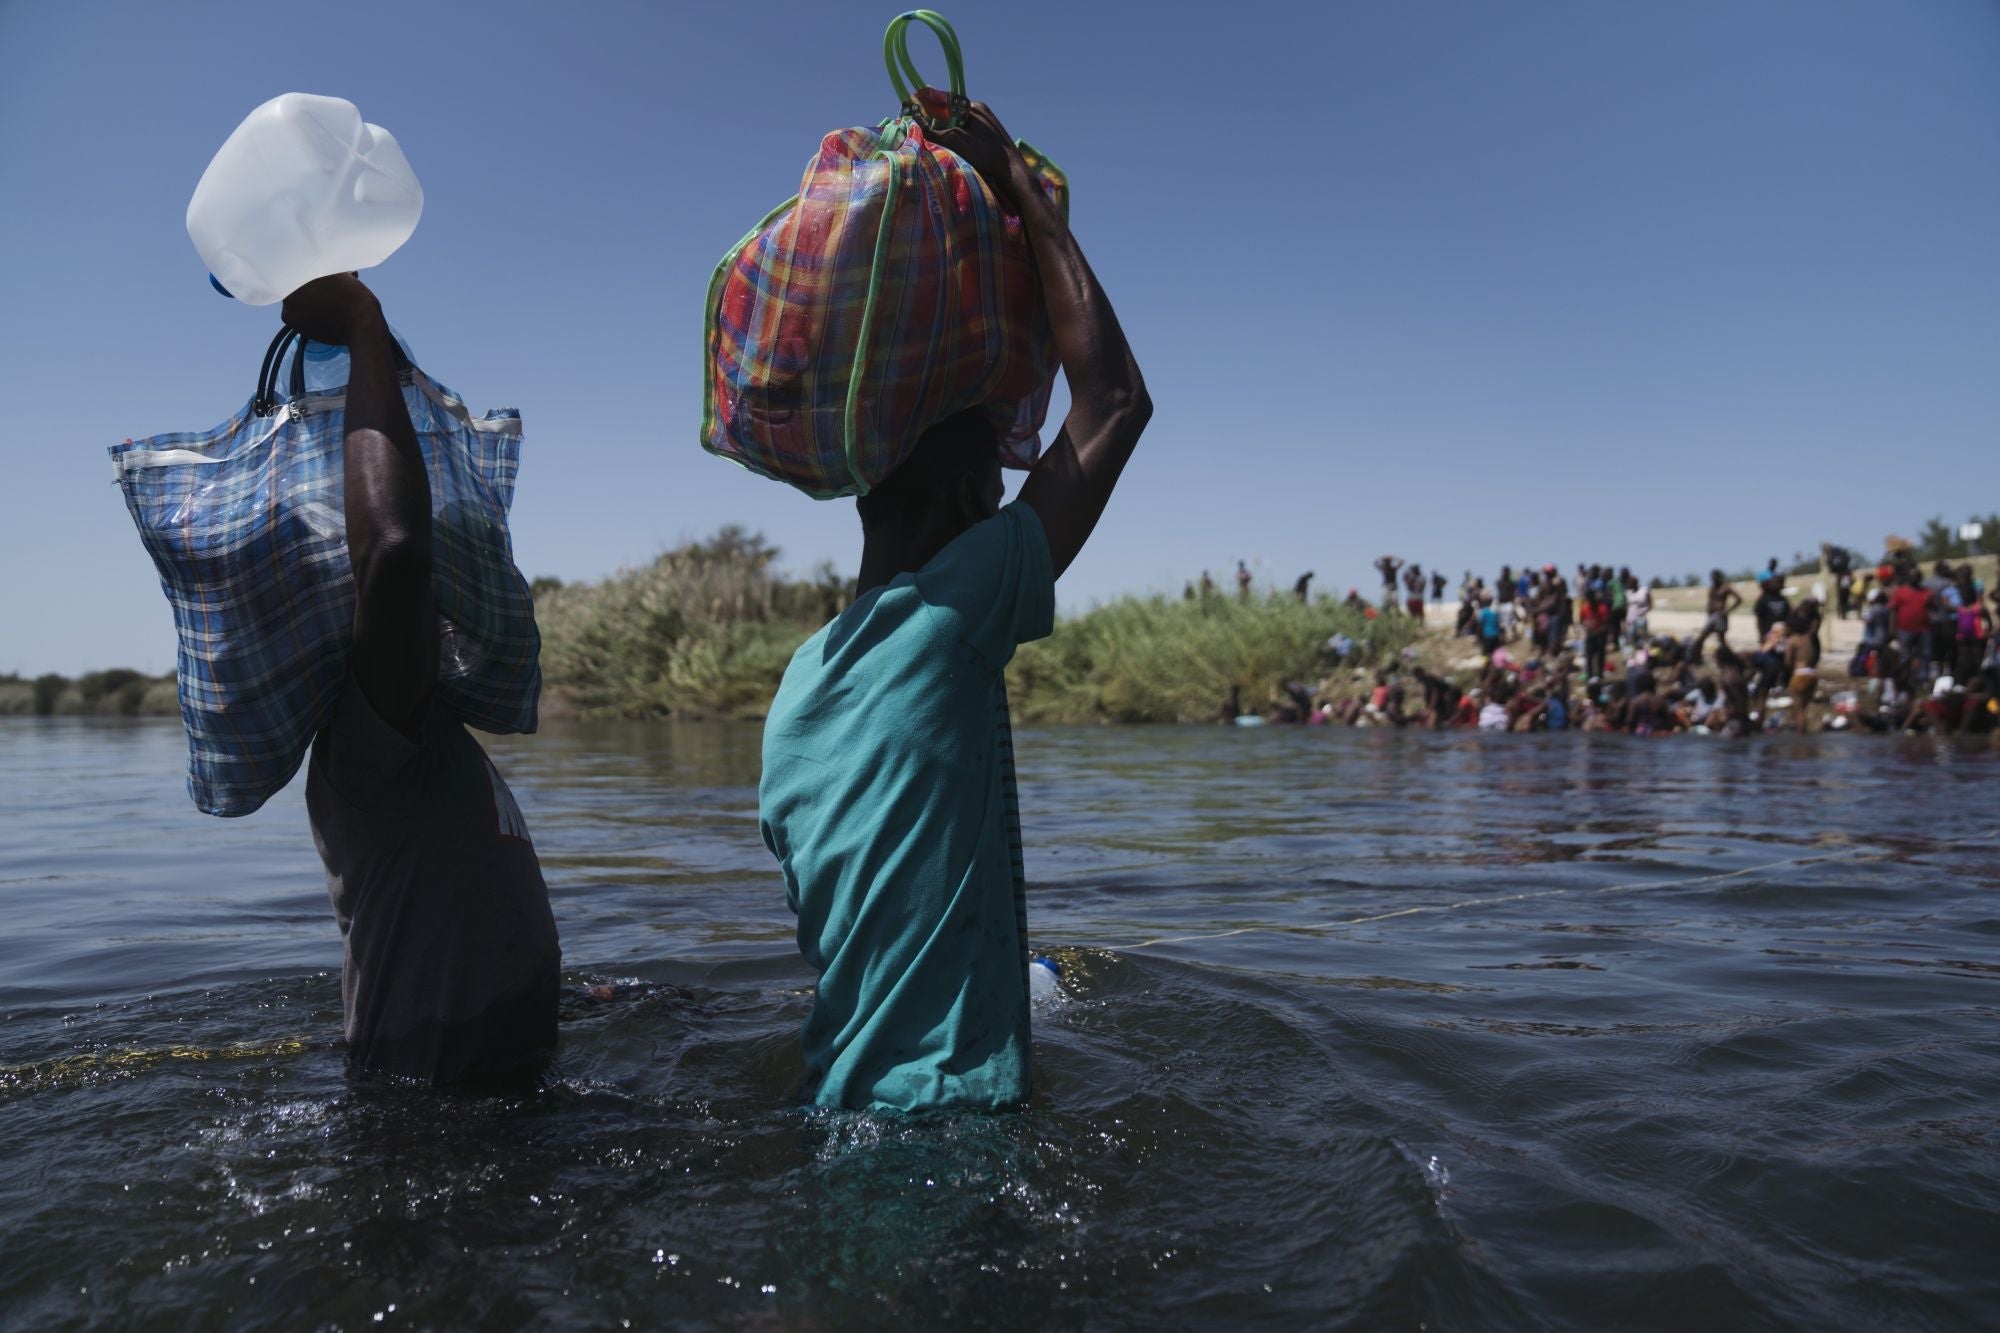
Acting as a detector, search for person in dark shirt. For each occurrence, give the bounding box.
[1753,578,1791,641]
[1375,554,1403,607]
[1540,569,1572,656]
[283,275,560,1089]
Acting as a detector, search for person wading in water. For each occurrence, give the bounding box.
[757,103,1151,1111]
[282,274,561,1089]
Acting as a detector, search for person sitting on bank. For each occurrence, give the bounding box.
[757,104,1151,1112]
[280,275,561,1089]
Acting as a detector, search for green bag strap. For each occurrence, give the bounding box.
[884,10,966,128]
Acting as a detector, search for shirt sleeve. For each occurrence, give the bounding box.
[916,500,1056,670]
[312,674,424,806]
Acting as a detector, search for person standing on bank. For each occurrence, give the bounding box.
[281,274,561,1089]
[758,103,1151,1111]
[1692,569,1742,664]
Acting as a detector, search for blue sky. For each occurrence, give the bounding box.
[3,0,1998,674]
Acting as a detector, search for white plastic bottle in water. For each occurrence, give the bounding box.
[1029,955,1063,1007]
[186,93,423,308]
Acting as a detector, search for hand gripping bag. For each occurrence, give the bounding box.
[110,327,541,816]
[701,10,1069,498]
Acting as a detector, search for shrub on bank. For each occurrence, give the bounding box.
[1009,593,1420,724]
[0,670,179,717]
[535,530,1420,723]
[535,528,846,720]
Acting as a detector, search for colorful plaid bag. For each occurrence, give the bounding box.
[701,10,1069,498]
[110,327,540,817]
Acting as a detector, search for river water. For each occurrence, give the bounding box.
[1,719,1996,1330]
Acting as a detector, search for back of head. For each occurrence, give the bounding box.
[856,409,1003,536]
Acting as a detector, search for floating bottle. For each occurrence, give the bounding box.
[1029,954,1063,1007]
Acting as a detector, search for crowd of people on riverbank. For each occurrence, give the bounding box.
[1241,550,2000,737]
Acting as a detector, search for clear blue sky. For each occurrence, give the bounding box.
[4,0,1998,675]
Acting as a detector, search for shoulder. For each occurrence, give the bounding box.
[775,589,934,696]
[918,502,1050,591]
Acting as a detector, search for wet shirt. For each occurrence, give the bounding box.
[760,502,1055,1112]
[306,678,560,1086]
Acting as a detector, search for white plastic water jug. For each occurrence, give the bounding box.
[186,93,423,308]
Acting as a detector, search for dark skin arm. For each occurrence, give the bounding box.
[281,274,436,742]
[933,105,1151,580]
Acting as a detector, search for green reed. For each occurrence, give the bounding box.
[536,530,1418,723]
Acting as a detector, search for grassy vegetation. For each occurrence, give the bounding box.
[105,508,2000,726]
[36,510,1982,725]
[0,670,178,717]
[534,527,849,720]
[533,529,1421,723]
[1009,593,1419,723]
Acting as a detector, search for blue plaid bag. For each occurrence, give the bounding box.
[111,327,540,817]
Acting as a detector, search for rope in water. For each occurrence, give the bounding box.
[1111,826,2000,953]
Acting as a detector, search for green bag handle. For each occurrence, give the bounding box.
[884,10,966,127]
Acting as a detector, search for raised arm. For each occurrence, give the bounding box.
[935,104,1152,580]
[282,274,436,741]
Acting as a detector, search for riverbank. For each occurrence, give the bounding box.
[6,591,1879,729]
[0,671,177,718]
[11,553,1923,728]
[533,533,1423,724]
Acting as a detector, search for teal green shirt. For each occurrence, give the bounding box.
[760,502,1055,1111]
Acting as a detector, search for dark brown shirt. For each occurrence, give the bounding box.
[307,678,559,1086]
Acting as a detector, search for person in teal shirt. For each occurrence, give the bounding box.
[759,102,1152,1111]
